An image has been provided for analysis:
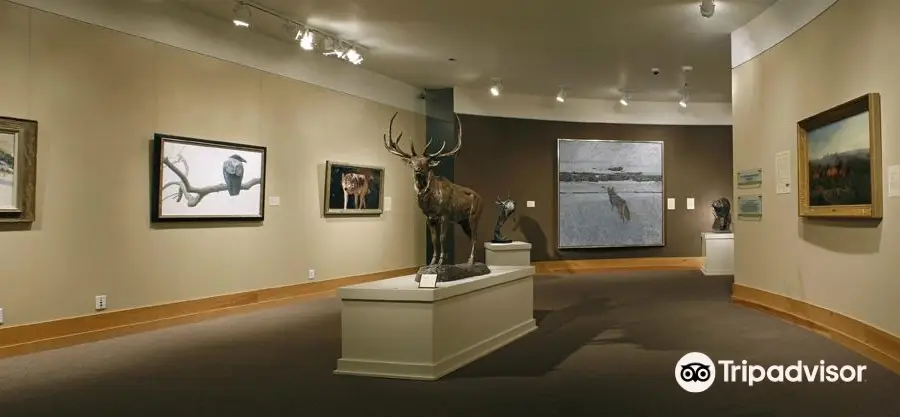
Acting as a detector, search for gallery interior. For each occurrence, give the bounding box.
[0,0,899,415]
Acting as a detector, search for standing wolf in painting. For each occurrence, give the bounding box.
[605,186,631,223]
[341,172,371,210]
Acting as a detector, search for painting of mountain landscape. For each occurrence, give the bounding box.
[806,111,872,206]
[557,139,664,249]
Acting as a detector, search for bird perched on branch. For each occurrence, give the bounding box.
[223,154,247,196]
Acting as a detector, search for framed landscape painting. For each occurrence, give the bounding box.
[557,139,665,249]
[151,133,267,222]
[797,93,882,219]
[324,161,384,216]
[0,116,37,223]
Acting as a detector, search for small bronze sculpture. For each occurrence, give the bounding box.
[711,197,731,232]
[491,195,516,243]
[382,113,490,282]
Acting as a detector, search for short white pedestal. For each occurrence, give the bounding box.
[484,241,533,266]
[701,232,734,276]
[334,265,537,381]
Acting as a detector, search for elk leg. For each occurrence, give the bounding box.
[428,217,440,265]
[437,219,448,265]
[467,214,478,265]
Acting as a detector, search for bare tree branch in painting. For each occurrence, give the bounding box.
[160,150,261,207]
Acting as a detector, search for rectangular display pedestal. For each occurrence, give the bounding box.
[334,265,537,381]
[701,232,734,276]
[484,241,532,266]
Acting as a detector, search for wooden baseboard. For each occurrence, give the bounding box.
[0,266,417,359]
[533,257,703,274]
[732,284,900,375]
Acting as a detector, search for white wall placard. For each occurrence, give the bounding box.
[268,196,280,206]
[384,196,392,211]
[418,274,438,288]
[526,200,536,208]
[889,166,900,197]
[667,198,676,210]
[686,198,695,210]
[775,150,792,194]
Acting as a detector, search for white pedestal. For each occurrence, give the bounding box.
[334,265,537,381]
[484,241,532,266]
[701,232,734,276]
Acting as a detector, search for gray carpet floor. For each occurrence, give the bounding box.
[0,270,898,417]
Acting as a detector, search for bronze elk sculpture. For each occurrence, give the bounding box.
[383,112,484,267]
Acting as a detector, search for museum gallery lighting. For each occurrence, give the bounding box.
[232,1,365,65]
[679,65,692,107]
[232,3,250,27]
[619,94,629,106]
[490,79,503,96]
[556,87,567,103]
[700,0,715,18]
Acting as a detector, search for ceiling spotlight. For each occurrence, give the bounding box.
[490,79,503,96]
[679,98,688,108]
[556,87,567,103]
[232,2,251,28]
[345,48,363,65]
[322,38,345,58]
[619,95,629,106]
[699,0,715,18]
[297,29,315,51]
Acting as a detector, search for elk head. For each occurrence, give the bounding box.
[383,112,462,191]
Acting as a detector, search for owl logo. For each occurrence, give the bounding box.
[675,352,716,392]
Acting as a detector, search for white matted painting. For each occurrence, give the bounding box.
[151,133,267,222]
[0,116,37,223]
[0,131,17,210]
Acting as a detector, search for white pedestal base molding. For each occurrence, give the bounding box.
[701,232,734,276]
[334,266,537,380]
[484,241,532,266]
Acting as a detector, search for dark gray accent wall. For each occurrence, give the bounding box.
[424,88,455,264]
[452,114,734,264]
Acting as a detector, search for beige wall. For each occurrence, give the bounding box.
[732,0,900,338]
[0,2,426,326]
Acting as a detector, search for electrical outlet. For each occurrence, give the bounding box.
[308,269,316,280]
[0,307,4,325]
[95,295,107,311]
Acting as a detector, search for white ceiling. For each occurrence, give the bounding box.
[174,0,776,103]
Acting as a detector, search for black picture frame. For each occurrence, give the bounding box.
[151,133,267,222]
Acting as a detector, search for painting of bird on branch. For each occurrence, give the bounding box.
[152,134,267,221]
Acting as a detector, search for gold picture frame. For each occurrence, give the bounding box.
[0,116,38,223]
[797,93,882,219]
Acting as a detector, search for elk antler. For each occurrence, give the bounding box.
[383,112,414,159]
[426,114,463,159]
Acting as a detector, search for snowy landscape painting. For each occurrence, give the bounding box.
[152,134,267,222]
[0,131,16,210]
[557,139,664,248]
[0,116,37,223]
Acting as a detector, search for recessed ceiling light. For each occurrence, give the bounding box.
[448,57,456,62]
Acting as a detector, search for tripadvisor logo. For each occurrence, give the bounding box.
[674,351,867,393]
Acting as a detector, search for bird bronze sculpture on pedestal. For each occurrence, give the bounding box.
[491,195,517,243]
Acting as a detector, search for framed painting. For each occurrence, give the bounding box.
[797,93,882,219]
[557,139,665,249]
[324,161,385,216]
[0,116,37,223]
[151,133,267,222]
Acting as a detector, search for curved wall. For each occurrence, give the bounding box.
[732,0,900,340]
